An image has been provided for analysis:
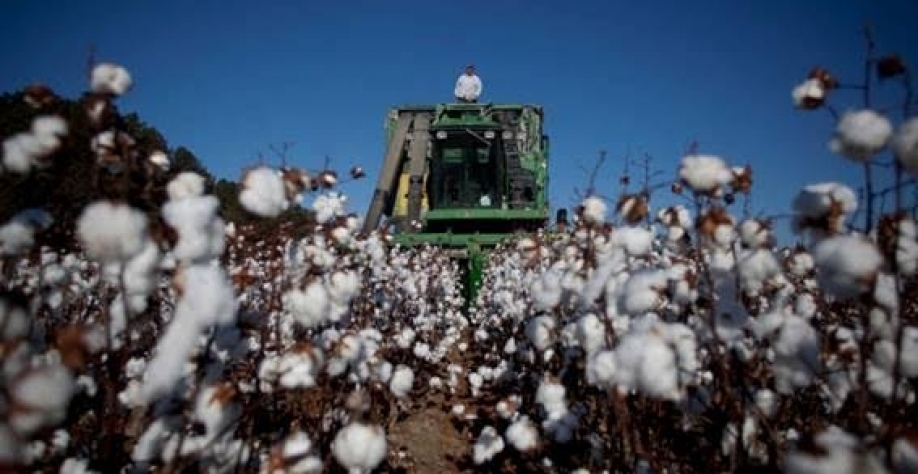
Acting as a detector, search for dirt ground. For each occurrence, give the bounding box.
[387,406,471,473]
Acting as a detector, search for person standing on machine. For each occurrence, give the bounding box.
[454,64,482,103]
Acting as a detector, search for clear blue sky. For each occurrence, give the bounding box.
[2,0,916,242]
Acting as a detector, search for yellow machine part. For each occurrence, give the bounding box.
[392,172,429,217]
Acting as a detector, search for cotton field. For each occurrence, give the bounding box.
[2,62,918,474]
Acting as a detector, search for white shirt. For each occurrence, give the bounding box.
[454,73,482,100]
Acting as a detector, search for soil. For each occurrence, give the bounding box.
[387,406,470,473]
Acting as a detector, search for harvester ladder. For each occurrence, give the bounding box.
[403,112,431,232]
[363,113,414,234]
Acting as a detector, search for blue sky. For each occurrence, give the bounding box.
[2,0,916,242]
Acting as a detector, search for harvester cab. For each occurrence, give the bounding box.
[362,102,550,302]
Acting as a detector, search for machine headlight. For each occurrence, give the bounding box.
[436,131,447,139]
[484,130,495,139]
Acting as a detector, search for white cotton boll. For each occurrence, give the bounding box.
[283,282,329,328]
[633,331,680,400]
[0,220,34,256]
[580,196,606,226]
[586,350,617,389]
[530,268,563,311]
[76,201,148,263]
[536,380,567,416]
[789,251,815,277]
[240,167,288,217]
[771,315,821,394]
[331,423,387,473]
[166,172,206,200]
[326,270,360,307]
[795,292,818,318]
[792,182,857,226]
[141,265,236,403]
[91,63,132,95]
[525,315,556,351]
[755,389,778,418]
[712,224,736,248]
[785,426,887,474]
[149,150,170,170]
[812,235,882,299]
[31,115,67,148]
[895,218,918,275]
[473,426,505,465]
[893,117,918,175]
[619,269,666,315]
[2,134,39,173]
[739,220,771,248]
[10,364,75,436]
[277,347,324,389]
[679,154,733,193]
[389,365,414,398]
[792,78,826,108]
[506,417,539,452]
[394,327,416,349]
[613,225,653,256]
[162,195,225,262]
[60,458,98,474]
[829,109,893,162]
[312,192,347,224]
[737,248,781,296]
[575,313,606,355]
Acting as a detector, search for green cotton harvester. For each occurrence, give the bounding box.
[362,102,552,304]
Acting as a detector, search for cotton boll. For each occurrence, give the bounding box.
[585,350,617,389]
[575,313,606,355]
[331,423,387,473]
[2,134,39,173]
[792,78,826,108]
[525,315,556,352]
[91,63,133,95]
[140,265,236,403]
[312,192,347,224]
[161,195,226,262]
[784,426,887,474]
[506,417,539,452]
[893,117,918,176]
[76,201,149,263]
[679,154,733,194]
[530,267,563,311]
[829,109,893,162]
[166,172,206,200]
[283,282,330,328]
[613,225,653,256]
[812,235,882,299]
[739,219,772,248]
[737,248,781,296]
[9,364,75,436]
[792,182,858,236]
[619,269,667,315]
[473,426,505,464]
[763,314,821,394]
[788,250,815,277]
[277,346,324,389]
[389,365,414,398]
[240,167,289,217]
[580,196,607,226]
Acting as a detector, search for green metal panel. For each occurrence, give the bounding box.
[424,208,547,221]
